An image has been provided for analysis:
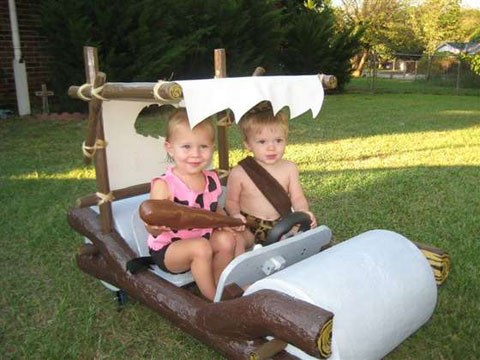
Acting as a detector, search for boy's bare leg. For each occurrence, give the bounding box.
[164,237,216,301]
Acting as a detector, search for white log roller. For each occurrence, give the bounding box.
[244,230,438,360]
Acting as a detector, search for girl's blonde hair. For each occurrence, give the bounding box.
[166,108,216,142]
[238,102,288,142]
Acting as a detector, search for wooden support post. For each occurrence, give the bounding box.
[83,46,113,234]
[94,87,113,234]
[83,47,100,164]
[214,48,230,185]
[76,182,150,208]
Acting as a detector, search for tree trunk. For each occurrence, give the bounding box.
[352,49,368,78]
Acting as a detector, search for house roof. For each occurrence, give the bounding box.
[435,42,480,54]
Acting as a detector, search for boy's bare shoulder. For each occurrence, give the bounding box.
[278,159,298,171]
[229,165,245,175]
[228,165,248,181]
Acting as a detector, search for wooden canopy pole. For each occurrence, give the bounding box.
[82,46,113,234]
[69,81,183,102]
[214,48,230,185]
[68,75,338,103]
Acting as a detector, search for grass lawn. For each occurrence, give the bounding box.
[1,92,479,359]
[347,77,480,96]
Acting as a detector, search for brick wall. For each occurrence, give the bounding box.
[0,0,51,113]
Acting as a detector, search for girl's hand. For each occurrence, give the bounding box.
[304,211,317,229]
[231,213,247,232]
[144,223,171,237]
[217,226,236,233]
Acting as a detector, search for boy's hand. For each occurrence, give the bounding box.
[144,223,171,237]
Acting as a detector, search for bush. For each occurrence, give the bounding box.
[40,0,283,111]
[278,1,363,90]
[40,0,361,110]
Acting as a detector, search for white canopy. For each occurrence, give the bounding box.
[177,75,325,127]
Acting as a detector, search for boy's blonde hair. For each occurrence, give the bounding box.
[238,103,288,142]
[166,108,216,142]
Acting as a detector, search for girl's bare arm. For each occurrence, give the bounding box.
[146,179,171,236]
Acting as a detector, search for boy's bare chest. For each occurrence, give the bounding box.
[242,169,289,195]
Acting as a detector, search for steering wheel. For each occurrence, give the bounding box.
[264,211,312,246]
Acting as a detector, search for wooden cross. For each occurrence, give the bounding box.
[35,84,54,114]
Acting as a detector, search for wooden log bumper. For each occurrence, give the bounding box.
[198,290,333,359]
[68,74,338,102]
[69,206,328,359]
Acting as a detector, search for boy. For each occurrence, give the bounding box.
[226,103,316,246]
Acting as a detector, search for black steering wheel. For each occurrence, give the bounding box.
[264,211,312,246]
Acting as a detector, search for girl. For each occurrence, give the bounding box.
[146,109,243,301]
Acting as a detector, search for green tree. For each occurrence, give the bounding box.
[334,0,405,76]
[279,0,363,89]
[458,8,480,41]
[408,0,462,55]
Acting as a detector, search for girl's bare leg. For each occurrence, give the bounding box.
[210,230,237,285]
[164,237,216,301]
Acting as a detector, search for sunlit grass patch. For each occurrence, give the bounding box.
[9,168,96,180]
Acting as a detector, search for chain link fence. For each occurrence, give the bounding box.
[353,52,480,95]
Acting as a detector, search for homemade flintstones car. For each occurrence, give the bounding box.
[68,47,451,360]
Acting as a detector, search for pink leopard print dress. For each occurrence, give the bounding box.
[147,166,222,251]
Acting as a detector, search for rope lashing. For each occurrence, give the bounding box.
[82,141,95,158]
[217,114,233,127]
[153,81,168,101]
[82,139,108,158]
[77,83,92,101]
[76,83,109,101]
[90,84,108,101]
[96,191,115,205]
[217,168,230,179]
